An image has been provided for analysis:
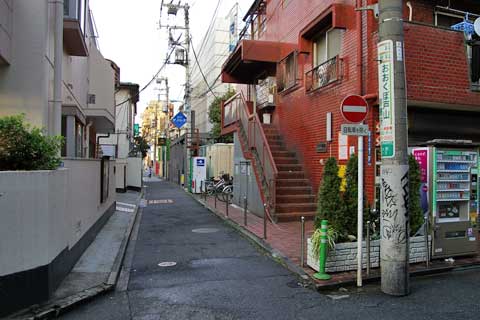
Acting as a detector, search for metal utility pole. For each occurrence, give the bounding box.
[153,100,158,176]
[378,0,410,296]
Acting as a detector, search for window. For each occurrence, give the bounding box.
[305,28,342,92]
[277,51,297,92]
[313,28,342,67]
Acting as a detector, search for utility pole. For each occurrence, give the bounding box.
[160,0,192,189]
[378,0,410,296]
[153,100,158,176]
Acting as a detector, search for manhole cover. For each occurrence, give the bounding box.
[158,262,177,267]
[192,228,219,234]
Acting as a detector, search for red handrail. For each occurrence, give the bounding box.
[222,92,278,212]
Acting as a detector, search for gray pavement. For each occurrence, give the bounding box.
[53,191,142,300]
[59,180,480,320]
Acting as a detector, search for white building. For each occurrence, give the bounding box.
[0,0,118,315]
[190,5,238,134]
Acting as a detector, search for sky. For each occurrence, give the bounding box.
[89,0,251,123]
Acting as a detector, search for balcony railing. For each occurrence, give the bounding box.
[305,56,341,92]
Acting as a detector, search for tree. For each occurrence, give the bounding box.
[208,88,236,142]
[409,154,423,236]
[316,157,343,231]
[341,154,359,237]
[131,136,150,159]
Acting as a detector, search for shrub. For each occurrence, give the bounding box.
[315,157,342,230]
[409,154,423,236]
[0,115,63,170]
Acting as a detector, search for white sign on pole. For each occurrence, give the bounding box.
[341,124,369,136]
[378,40,395,158]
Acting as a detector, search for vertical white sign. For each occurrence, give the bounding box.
[378,40,395,159]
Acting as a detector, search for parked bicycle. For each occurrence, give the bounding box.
[202,173,233,202]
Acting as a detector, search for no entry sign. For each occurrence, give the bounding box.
[340,95,368,123]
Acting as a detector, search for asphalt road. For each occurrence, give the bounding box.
[60,180,480,320]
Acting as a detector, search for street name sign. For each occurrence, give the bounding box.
[340,95,368,123]
[341,124,369,136]
[378,40,395,158]
[172,112,187,128]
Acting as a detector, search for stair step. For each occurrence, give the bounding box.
[276,194,316,204]
[278,171,305,179]
[276,186,313,195]
[275,211,316,222]
[276,178,310,187]
[274,157,299,165]
[275,203,317,213]
[268,140,284,146]
[277,164,304,171]
[272,151,295,157]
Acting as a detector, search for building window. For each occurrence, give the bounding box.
[305,28,342,92]
[277,51,297,92]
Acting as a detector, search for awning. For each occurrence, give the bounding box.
[221,39,296,84]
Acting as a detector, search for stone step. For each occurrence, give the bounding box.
[276,178,310,187]
[276,194,316,204]
[275,211,316,222]
[275,203,317,213]
[274,157,299,165]
[276,186,313,195]
[278,171,305,179]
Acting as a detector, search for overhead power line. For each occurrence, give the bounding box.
[190,37,218,99]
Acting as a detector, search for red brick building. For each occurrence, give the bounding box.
[221,0,480,221]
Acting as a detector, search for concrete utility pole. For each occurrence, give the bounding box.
[378,0,410,296]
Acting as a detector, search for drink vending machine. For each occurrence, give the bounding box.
[191,157,207,194]
[412,142,478,258]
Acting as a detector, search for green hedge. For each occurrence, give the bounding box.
[0,115,63,171]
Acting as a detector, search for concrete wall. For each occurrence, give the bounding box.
[0,169,68,276]
[232,132,264,217]
[307,236,431,273]
[0,159,115,276]
[0,0,13,64]
[63,158,115,246]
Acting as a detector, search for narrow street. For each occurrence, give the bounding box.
[57,180,480,320]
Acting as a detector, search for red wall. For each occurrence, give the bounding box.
[242,0,480,203]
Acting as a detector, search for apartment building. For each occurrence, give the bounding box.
[220,0,480,221]
[0,0,118,315]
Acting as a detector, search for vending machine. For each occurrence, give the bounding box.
[413,142,478,258]
[191,157,207,194]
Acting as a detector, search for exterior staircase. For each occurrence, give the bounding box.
[262,124,317,222]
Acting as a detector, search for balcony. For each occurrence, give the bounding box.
[63,0,88,56]
[222,39,296,84]
[305,56,342,93]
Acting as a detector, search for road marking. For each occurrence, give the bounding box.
[117,202,136,208]
[148,199,174,204]
[158,262,177,267]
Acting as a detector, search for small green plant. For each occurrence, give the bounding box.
[0,114,63,170]
[311,226,339,258]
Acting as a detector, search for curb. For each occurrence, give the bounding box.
[189,194,315,289]
[15,190,145,320]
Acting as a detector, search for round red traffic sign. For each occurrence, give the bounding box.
[340,95,368,123]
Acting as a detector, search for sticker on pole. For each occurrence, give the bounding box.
[340,95,368,123]
[378,40,395,158]
[172,112,187,128]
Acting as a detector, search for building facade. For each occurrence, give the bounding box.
[221,0,480,221]
[190,4,238,134]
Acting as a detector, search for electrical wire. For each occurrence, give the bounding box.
[190,37,219,99]
[114,45,176,107]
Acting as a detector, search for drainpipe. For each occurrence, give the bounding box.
[53,0,64,136]
[406,2,413,22]
[356,0,363,96]
[85,121,93,157]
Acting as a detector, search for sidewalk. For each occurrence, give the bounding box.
[13,190,143,319]
[194,193,480,289]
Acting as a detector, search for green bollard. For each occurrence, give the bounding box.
[313,220,331,281]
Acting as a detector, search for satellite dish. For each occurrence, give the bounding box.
[475,18,480,36]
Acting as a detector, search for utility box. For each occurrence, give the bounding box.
[191,157,206,193]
